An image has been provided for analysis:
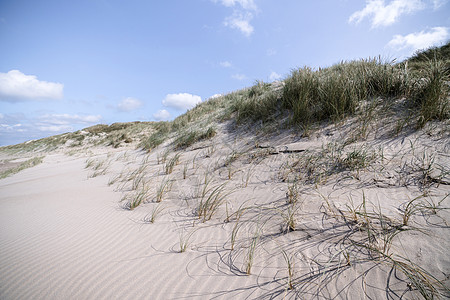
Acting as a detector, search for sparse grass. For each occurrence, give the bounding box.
[156,177,172,202]
[164,153,180,174]
[86,157,111,178]
[400,196,423,226]
[121,180,152,210]
[245,230,260,275]
[183,163,188,179]
[197,183,231,222]
[281,143,378,185]
[230,217,243,251]
[277,203,298,233]
[159,148,170,165]
[242,164,255,187]
[281,250,295,290]
[286,181,300,204]
[0,156,44,179]
[143,203,165,223]
[131,168,147,190]
[179,230,195,253]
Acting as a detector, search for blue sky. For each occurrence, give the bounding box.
[0,0,449,146]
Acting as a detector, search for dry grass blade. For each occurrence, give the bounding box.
[282,250,295,290]
[143,203,165,223]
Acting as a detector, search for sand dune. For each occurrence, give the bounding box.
[1,119,449,299]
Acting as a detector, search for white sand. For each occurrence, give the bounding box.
[1,123,449,299]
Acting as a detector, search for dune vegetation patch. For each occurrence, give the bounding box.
[0,156,44,179]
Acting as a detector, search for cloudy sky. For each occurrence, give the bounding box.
[0,0,449,145]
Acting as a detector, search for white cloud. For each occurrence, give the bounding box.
[220,61,233,68]
[117,97,144,112]
[349,0,425,27]
[232,73,247,80]
[38,125,73,132]
[214,0,257,10]
[38,114,102,125]
[387,27,449,51]
[0,70,63,101]
[269,71,282,81]
[153,109,171,121]
[162,93,202,110]
[213,0,257,36]
[224,12,254,36]
[0,123,23,132]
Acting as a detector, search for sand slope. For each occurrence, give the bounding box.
[0,153,275,299]
[1,123,449,299]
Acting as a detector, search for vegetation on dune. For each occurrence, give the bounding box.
[1,121,156,153]
[138,43,448,152]
[0,156,44,179]
[1,43,448,154]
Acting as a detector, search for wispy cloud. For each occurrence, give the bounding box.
[38,114,102,125]
[224,12,254,36]
[162,93,202,110]
[219,61,233,68]
[38,125,73,132]
[216,0,257,10]
[213,0,258,36]
[36,113,101,134]
[0,112,102,145]
[0,70,63,102]
[232,73,247,80]
[349,0,425,27]
[153,109,171,121]
[117,97,144,112]
[387,27,449,51]
[0,123,25,132]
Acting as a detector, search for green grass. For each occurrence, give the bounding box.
[174,126,216,150]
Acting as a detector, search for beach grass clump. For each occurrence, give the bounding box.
[408,57,449,127]
[164,153,180,174]
[197,183,229,222]
[0,156,44,179]
[174,126,216,150]
[282,58,409,128]
[122,182,152,210]
[143,203,165,223]
[231,81,281,124]
[85,157,111,177]
[141,121,171,151]
[179,230,195,253]
[156,177,172,202]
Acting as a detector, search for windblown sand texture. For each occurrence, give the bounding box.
[1,117,449,299]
